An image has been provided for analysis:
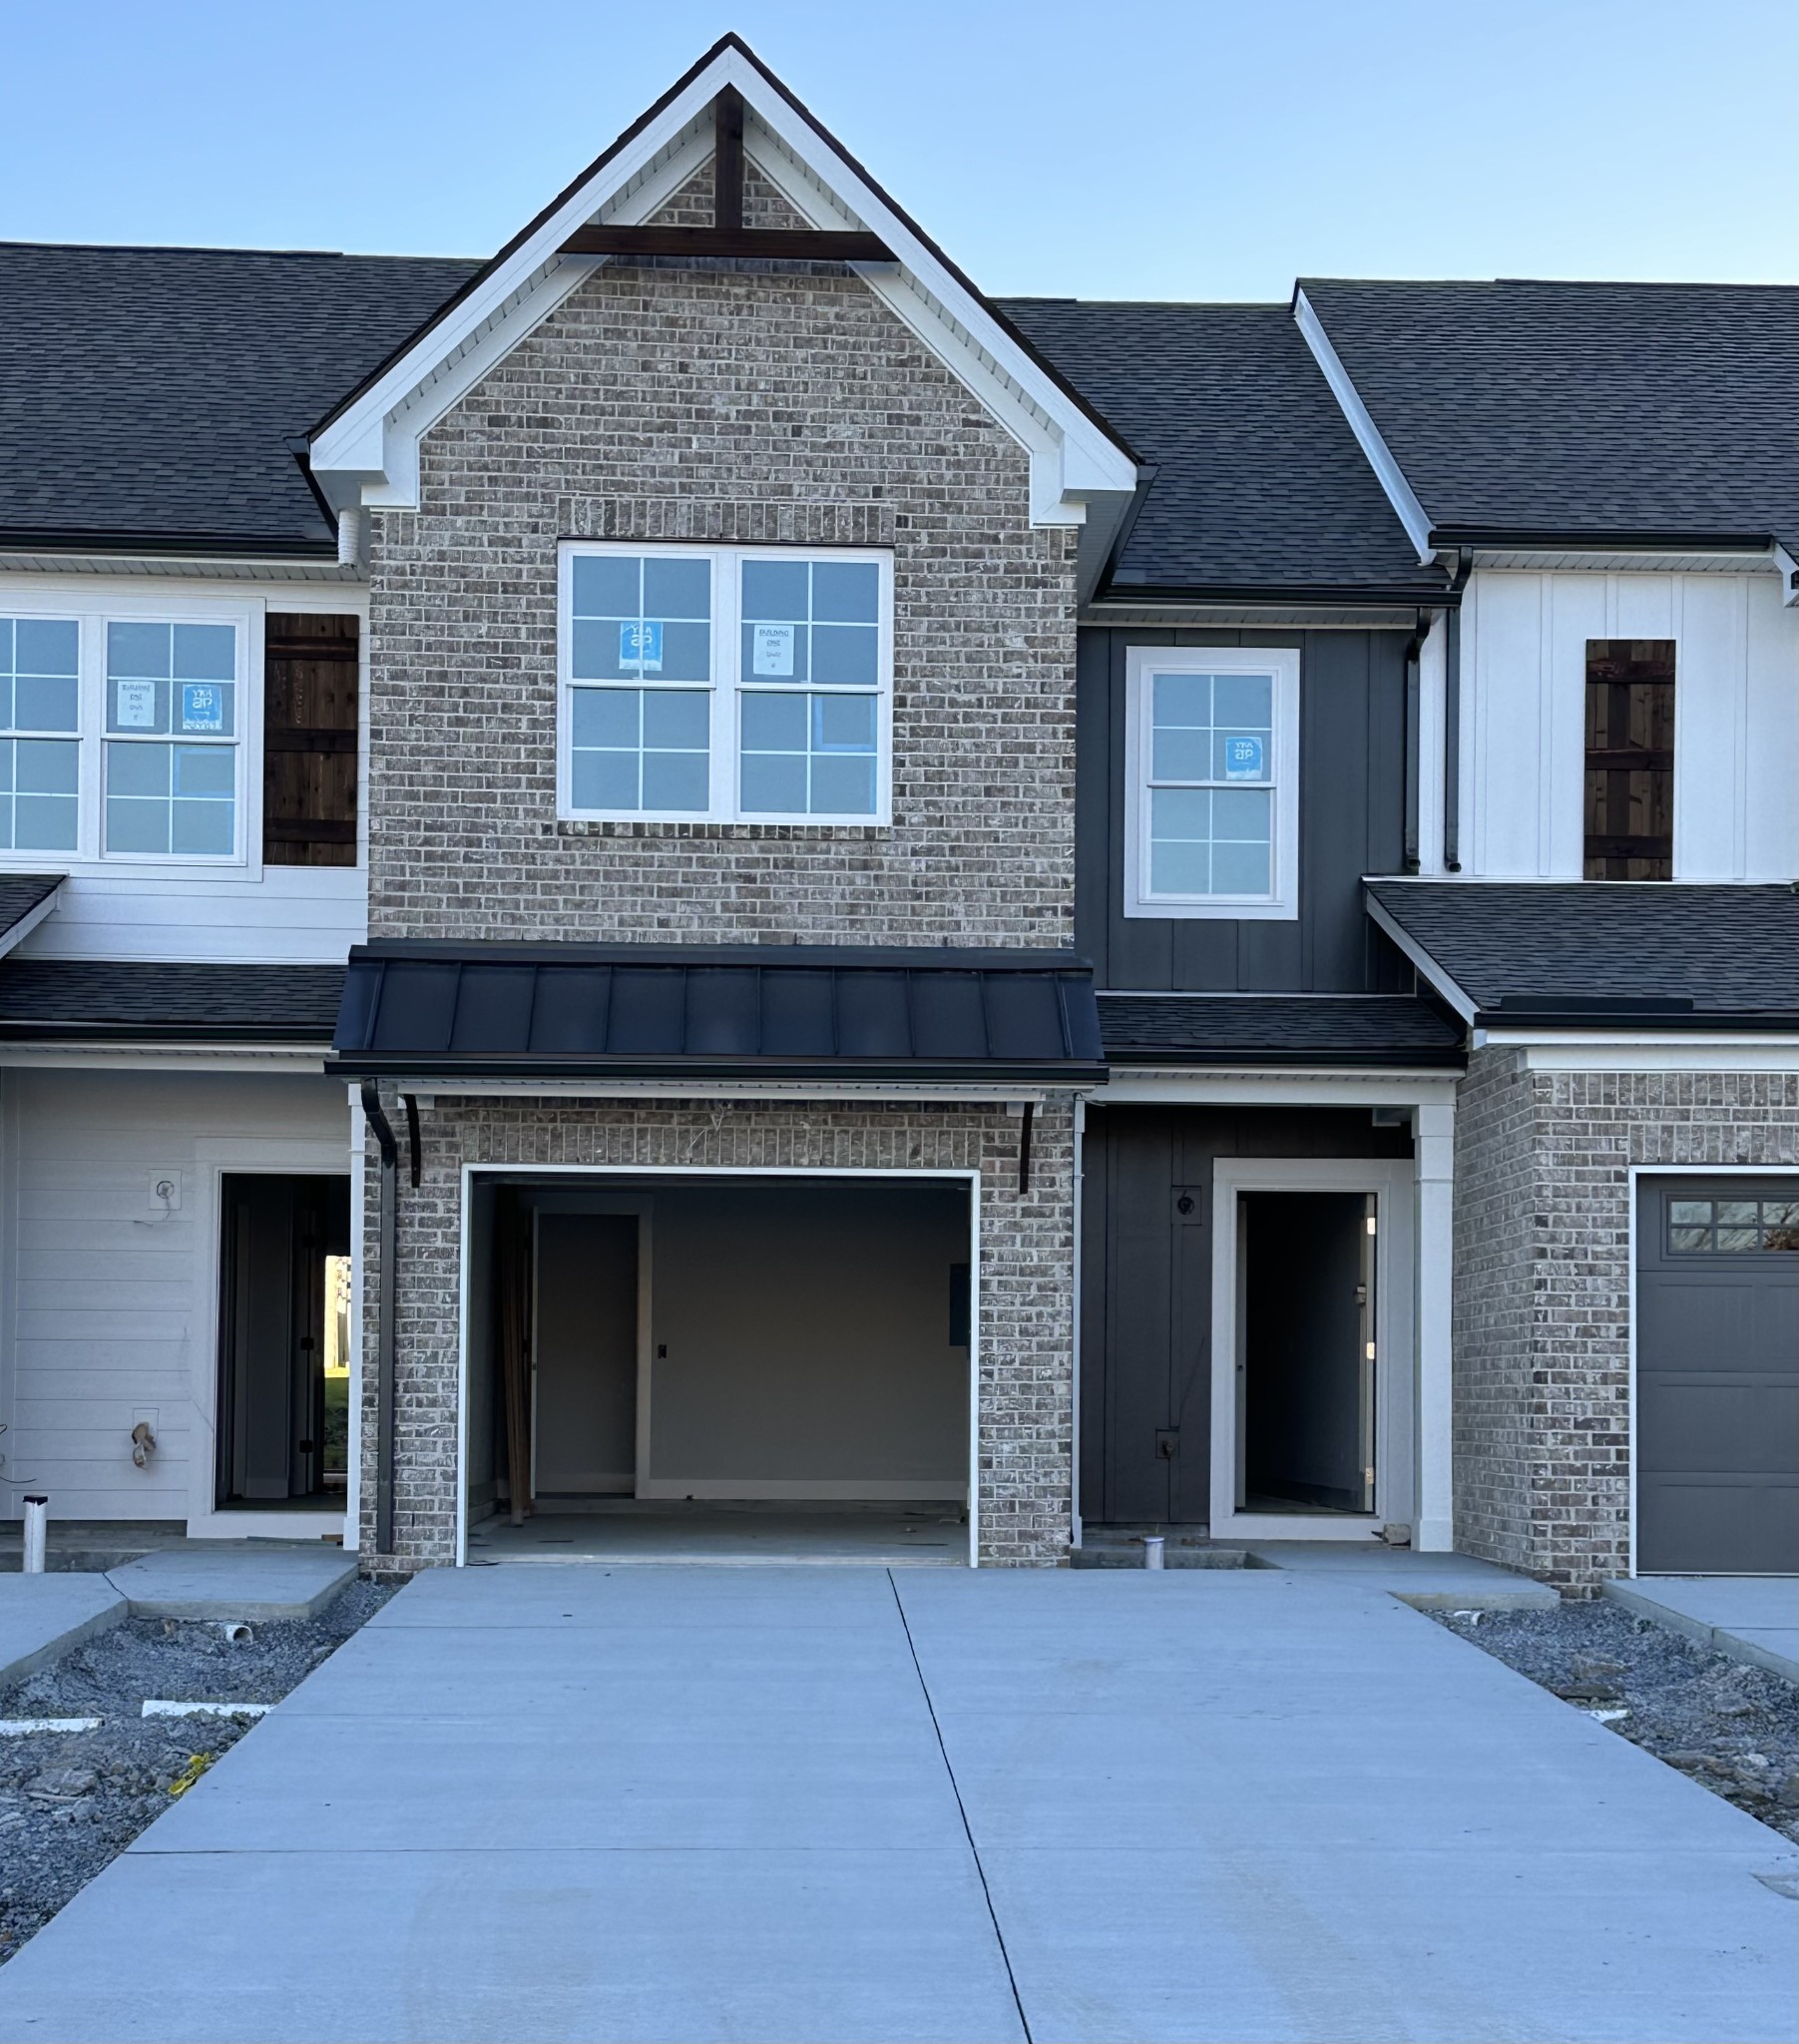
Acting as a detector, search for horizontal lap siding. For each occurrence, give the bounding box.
[0,1070,348,1521]
[1079,626,1413,990]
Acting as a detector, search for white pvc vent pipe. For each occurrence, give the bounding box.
[21,1495,47,1574]
[1142,1535,1164,1571]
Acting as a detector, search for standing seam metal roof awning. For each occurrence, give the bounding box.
[329,943,1107,1083]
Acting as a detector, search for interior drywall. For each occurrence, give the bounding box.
[646,1182,970,1495]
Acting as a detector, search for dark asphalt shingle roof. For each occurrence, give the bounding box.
[999,299,1443,597]
[0,874,63,940]
[1366,882,1799,1021]
[1099,993,1462,1065]
[1300,279,1799,547]
[0,960,344,1038]
[0,244,479,554]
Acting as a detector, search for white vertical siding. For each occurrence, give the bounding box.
[0,1069,351,1524]
[1456,568,1797,880]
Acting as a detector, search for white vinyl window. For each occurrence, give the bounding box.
[0,617,80,852]
[0,602,251,870]
[1124,645,1300,920]
[560,543,892,824]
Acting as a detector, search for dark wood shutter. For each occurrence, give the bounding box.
[1583,639,1673,880]
[263,613,359,866]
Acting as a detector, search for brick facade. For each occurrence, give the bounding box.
[1452,1051,1799,1589]
[363,161,1078,946]
[352,161,1086,1572]
[356,1096,1078,1571]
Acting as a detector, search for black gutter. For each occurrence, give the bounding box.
[1401,610,1428,871]
[0,1021,334,1044]
[1090,580,1455,609]
[358,1079,400,1560]
[1428,526,1778,554]
[0,528,338,560]
[1472,1009,1798,1033]
[326,1055,1110,1086]
[1102,1046,1466,1069]
[1443,553,1474,871]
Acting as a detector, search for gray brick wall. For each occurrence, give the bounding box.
[363,159,1078,946]
[355,1094,1077,1572]
[1452,1051,1799,1589]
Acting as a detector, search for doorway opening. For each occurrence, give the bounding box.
[463,1172,975,1563]
[216,1174,352,1508]
[1236,1190,1376,1516]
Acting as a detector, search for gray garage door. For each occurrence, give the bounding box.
[1636,1177,1798,1575]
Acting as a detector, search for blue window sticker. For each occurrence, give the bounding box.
[619,620,664,673]
[1222,735,1264,780]
[180,683,225,734]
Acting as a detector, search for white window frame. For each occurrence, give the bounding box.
[557,541,894,827]
[0,589,259,874]
[1123,644,1300,920]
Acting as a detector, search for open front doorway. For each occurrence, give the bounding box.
[462,1171,976,1564]
[216,1174,352,1509]
[1208,1157,1414,1542]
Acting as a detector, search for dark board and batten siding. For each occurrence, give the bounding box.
[1077,627,1413,991]
[1080,1104,1414,1526]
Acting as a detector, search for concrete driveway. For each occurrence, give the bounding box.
[0,1567,1791,2043]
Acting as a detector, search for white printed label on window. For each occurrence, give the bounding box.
[619,621,663,673]
[181,685,224,734]
[751,623,796,677]
[115,680,157,730]
[1223,735,1265,780]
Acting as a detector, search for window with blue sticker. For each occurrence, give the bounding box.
[563,545,889,822]
[1126,649,1299,920]
[104,621,238,857]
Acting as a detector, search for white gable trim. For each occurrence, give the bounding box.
[1293,288,1435,566]
[308,47,1135,527]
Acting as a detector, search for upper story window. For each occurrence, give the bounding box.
[1584,639,1673,880]
[0,617,80,852]
[0,603,249,867]
[560,543,892,825]
[1123,646,1300,921]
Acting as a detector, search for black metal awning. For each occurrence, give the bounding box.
[329,942,1107,1085]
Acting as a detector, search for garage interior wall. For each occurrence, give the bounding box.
[467,1177,971,1506]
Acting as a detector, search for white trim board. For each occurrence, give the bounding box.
[1208,1156,1417,1544]
[455,1162,984,1569]
[306,47,1135,533]
[1292,291,1434,565]
[1091,1070,1460,1107]
[1479,1035,1799,1072]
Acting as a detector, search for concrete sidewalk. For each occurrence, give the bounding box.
[0,1566,1791,2042]
[1604,1576,1799,1681]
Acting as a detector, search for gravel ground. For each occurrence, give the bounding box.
[1434,1600,1798,1842]
[0,1579,391,1962]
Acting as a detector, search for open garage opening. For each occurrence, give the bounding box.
[460,1169,977,1565]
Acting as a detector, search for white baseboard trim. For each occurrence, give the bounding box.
[636,1478,968,1502]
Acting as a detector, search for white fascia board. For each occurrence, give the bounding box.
[308,46,1133,524]
[0,1043,326,1072]
[350,1077,1056,1103]
[1093,1068,1460,1106]
[1293,290,1435,566]
[0,886,60,961]
[1476,1032,1799,1073]
[1362,892,1477,1023]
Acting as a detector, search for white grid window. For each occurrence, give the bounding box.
[1124,646,1300,920]
[104,622,239,857]
[561,543,892,825]
[0,617,80,853]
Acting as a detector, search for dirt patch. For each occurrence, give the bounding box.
[0,1579,391,1962]
[1434,1600,1798,1842]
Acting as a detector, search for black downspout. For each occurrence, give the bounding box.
[1401,612,1426,872]
[1443,554,1473,872]
[359,1079,399,1559]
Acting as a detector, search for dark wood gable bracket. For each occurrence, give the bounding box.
[558,88,896,264]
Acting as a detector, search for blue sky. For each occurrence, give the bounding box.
[3,1,1793,301]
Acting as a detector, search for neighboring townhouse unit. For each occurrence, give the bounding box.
[0,38,1791,1585]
